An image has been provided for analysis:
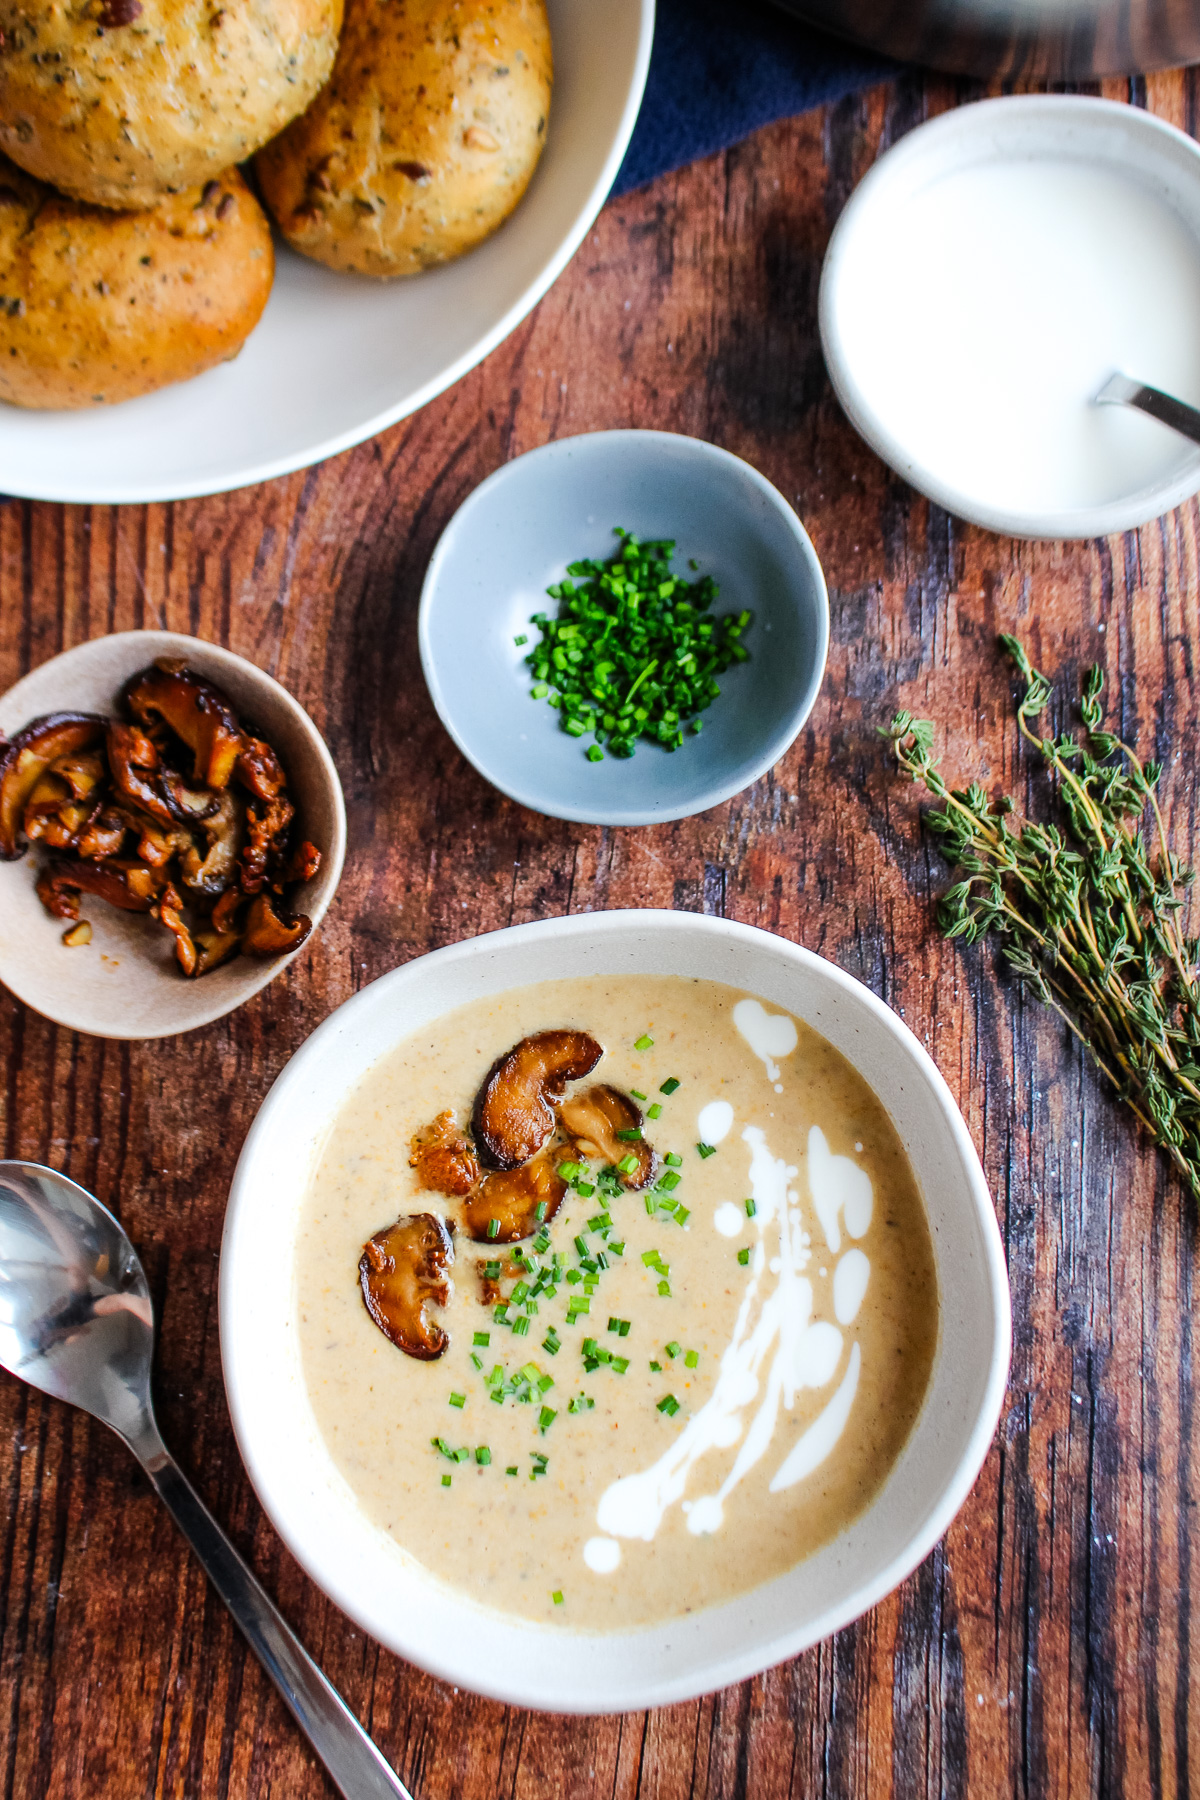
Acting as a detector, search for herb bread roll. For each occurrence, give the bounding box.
[256,0,551,278]
[0,0,344,209]
[0,158,274,408]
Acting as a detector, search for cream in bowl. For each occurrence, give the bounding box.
[222,913,1009,1711]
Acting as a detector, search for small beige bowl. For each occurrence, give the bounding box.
[0,631,346,1039]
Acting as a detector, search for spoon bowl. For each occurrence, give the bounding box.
[0,1165,155,1447]
[0,1160,413,1800]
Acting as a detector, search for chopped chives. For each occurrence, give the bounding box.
[559,1161,582,1181]
[442,1473,452,1487]
[657,1394,681,1417]
[453,1445,471,1463]
[737,1247,750,1266]
[538,1406,557,1434]
[612,1355,629,1374]
[660,1078,681,1096]
[634,1033,655,1051]
[674,1206,691,1226]
[511,1315,530,1336]
[644,1195,657,1216]
[473,1331,490,1347]
[514,633,528,645]
[609,1240,625,1256]
[543,1329,561,1355]
[535,1201,549,1222]
[647,1103,663,1119]
[552,1591,564,1605]
[666,1341,681,1359]
[617,1153,639,1175]
[631,1089,647,1101]
[684,1349,699,1368]
[649,1359,662,1372]
[745,1198,757,1218]
[486,1218,501,1240]
[586,745,604,762]
[658,1280,671,1296]
[615,1127,643,1141]
[476,1446,492,1465]
[696,1142,716,1159]
[576,1180,596,1197]
[506,1465,519,1477]
[484,1259,502,1279]
[469,1353,483,1370]
[449,1392,466,1409]
[665,1151,683,1167]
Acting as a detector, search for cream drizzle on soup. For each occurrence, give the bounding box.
[294,975,938,1630]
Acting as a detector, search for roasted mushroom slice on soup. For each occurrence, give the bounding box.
[409,1112,481,1198]
[460,1148,568,1244]
[359,1213,454,1359]
[0,714,106,858]
[559,1083,659,1189]
[472,1029,603,1170]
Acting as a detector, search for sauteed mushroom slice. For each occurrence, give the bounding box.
[235,734,286,802]
[241,889,312,957]
[153,881,198,976]
[460,1149,568,1244]
[106,723,175,826]
[123,662,244,791]
[74,807,130,862]
[0,714,106,859]
[559,1084,659,1190]
[410,1111,481,1198]
[472,1029,604,1170]
[359,1212,454,1358]
[194,927,243,975]
[178,789,243,898]
[24,746,109,839]
[35,856,168,921]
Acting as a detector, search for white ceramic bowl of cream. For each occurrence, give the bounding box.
[220,911,1010,1712]
[820,96,1200,539]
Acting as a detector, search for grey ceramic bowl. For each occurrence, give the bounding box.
[418,431,829,826]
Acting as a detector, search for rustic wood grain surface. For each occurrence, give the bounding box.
[0,62,1197,1800]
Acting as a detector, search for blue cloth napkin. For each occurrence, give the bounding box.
[612,0,895,197]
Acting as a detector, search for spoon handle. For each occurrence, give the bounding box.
[144,1446,414,1800]
[1096,373,1200,447]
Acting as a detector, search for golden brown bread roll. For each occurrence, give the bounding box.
[256,0,552,278]
[0,159,274,409]
[0,0,344,209]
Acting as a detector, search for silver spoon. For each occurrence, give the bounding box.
[1094,371,1200,446]
[0,1160,414,1800]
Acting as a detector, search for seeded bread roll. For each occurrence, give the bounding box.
[255,0,551,278]
[0,158,274,408]
[0,0,344,210]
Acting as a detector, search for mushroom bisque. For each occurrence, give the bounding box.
[255,0,553,278]
[299,975,941,1631]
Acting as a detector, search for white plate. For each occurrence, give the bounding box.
[221,911,1011,1713]
[0,0,653,505]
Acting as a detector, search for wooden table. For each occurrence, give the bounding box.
[1,63,1197,1800]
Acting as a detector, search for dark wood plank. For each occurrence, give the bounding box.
[0,62,1197,1800]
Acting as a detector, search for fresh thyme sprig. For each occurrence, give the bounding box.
[884,635,1200,1199]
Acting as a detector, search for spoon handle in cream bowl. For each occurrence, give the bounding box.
[135,1428,415,1800]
